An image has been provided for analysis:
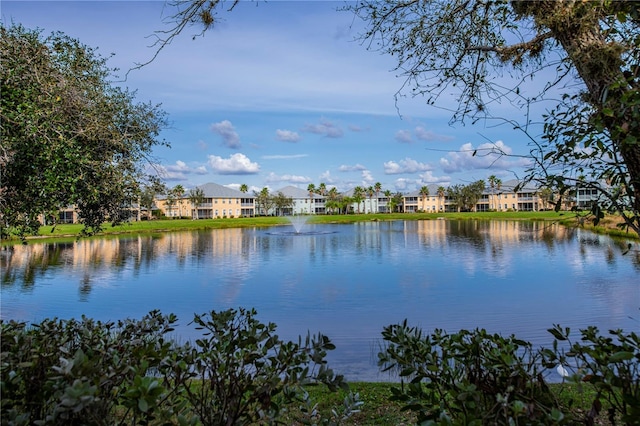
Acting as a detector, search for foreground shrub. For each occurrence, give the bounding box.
[1,310,180,425]
[379,321,640,425]
[542,325,640,425]
[173,307,348,425]
[378,323,565,424]
[0,308,352,425]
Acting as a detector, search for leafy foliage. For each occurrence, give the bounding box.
[542,325,640,425]
[446,180,486,212]
[379,321,640,425]
[0,24,168,239]
[378,323,560,424]
[0,308,353,425]
[342,0,640,235]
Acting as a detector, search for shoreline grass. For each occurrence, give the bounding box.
[283,381,606,425]
[3,211,638,246]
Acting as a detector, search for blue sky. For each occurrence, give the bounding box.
[4,1,538,194]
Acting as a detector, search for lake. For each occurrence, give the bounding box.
[1,219,639,381]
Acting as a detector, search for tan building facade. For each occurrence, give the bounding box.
[155,182,255,219]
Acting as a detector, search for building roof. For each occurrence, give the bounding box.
[197,182,251,198]
[275,185,324,199]
[496,179,538,193]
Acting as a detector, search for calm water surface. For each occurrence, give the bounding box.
[2,220,639,381]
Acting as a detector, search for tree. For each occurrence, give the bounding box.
[437,186,446,212]
[344,1,640,235]
[187,187,205,219]
[366,186,375,213]
[139,177,167,219]
[388,192,404,213]
[374,182,382,212]
[307,183,316,214]
[326,187,340,214]
[239,183,248,194]
[384,189,392,213]
[254,187,274,216]
[172,184,185,218]
[0,25,168,238]
[419,186,429,212]
[317,182,327,197]
[165,191,177,218]
[447,180,486,212]
[352,186,365,214]
[273,191,293,216]
[538,187,553,211]
[488,175,498,211]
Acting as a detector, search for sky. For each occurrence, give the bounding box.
[3,1,542,194]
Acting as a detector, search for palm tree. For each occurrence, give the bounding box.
[419,186,429,212]
[187,187,205,219]
[384,189,392,213]
[437,186,446,212]
[374,182,382,213]
[367,186,375,214]
[495,178,503,211]
[317,182,327,196]
[352,186,365,214]
[327,187,339,214]
[488,175,497,210]
[307,183,316,214]
[173,184,185,218]
[240,184,248,193]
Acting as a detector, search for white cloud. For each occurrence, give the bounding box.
[415,126,454,142]
[275,129,302,143]
[439,141,530,173]
[361,170,375,186]
[262,154,308,160]
[348,124,368,132]
[302,119,344,138]
[383,158,432,174]
[207,153,260,175]
[338,163,367,172]
[319,170,336,184]
[264,172,311,184]
[418,171,450,184]
[211,120,241,149]
[394,178,412,191]
[155,160,209,181]
[395,130,413,143]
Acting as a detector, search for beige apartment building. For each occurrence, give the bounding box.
[155,182,255,219]
[409,180,548,213]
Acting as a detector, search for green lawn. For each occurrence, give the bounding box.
[281,381,605,425]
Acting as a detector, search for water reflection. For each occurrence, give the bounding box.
[2,221,639,293]
[1,220,638,381]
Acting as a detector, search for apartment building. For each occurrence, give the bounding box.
[275,185,326,215]
[407,180,545,213]
[155,182,254,219]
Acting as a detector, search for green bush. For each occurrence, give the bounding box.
[542,325,640,425]
[0,308,353,425]
[377,323,562,424]
[378,321,640,425]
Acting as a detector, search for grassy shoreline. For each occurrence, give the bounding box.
[284,381,604,425]
[3,210,637,245]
